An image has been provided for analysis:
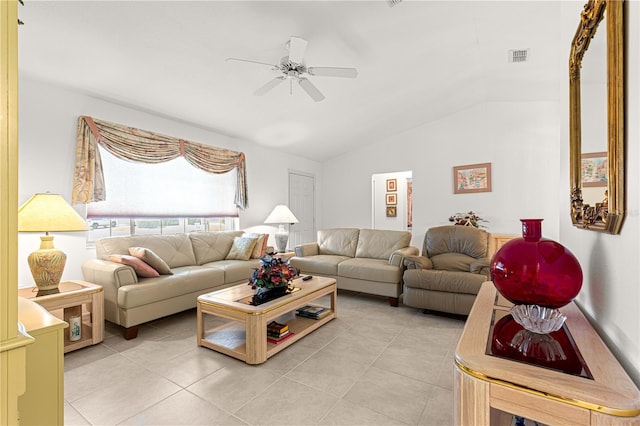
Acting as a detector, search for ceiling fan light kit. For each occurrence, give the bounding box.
[227,36,358,102]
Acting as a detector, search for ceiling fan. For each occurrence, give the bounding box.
[227,36,358,102]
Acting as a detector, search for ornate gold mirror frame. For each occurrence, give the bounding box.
[569,0,625,234]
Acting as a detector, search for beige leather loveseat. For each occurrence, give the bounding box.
[81,231,267,339]
[290,228,418,306]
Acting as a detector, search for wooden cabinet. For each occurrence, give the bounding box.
[17,297,66,425]
[455,282,640,425]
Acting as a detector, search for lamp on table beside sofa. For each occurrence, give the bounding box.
[18,193,88,295]
[264,205,299,253]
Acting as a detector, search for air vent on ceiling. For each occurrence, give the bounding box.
[387,0,403,7]
[508,49,530,63]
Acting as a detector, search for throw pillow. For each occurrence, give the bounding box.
[244,233,269,258]
[109,254,160,278]
[128,247,173,275]
[225,237,258,261]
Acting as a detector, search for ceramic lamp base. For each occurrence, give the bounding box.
[27,235,66,295]
[274,224,289,252]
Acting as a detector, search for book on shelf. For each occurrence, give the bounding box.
[267,328,290,339]
[267,321,289,335]
[295,305,331,320]
[267,331,295,344]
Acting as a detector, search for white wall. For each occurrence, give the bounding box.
[322,100,561,248]
[559,1,640,385]
[17,75,323,287]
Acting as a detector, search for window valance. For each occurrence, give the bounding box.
[72,116,248,209]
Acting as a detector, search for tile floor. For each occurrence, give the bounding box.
[64,291,464,426]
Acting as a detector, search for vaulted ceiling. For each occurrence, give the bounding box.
[18,1,562,161]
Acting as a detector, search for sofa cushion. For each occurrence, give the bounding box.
[338,258,403,283]
[226,237,258,260]
[355,229,411,260]
[431,252,476,273]
[109,254,160,278]
[289,255,351,276]
[317,228,360,257]
[97,234,197,268]
[203,258,262,283]
[425,225,488,259]
[244,233,269,258]
[128,247,173,275]
[117,266,225,309]
[189,231,243,265]
[403,269,485,295]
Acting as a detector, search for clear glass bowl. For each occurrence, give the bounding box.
[509,304,567,334]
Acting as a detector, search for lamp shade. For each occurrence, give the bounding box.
[264,205,299,225]
[18,193,88,232]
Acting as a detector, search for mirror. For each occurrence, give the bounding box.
[569,0,625,234]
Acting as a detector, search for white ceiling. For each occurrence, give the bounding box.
[18,1,562,161]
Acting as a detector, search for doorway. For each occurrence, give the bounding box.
[288,171,315,251]
[372,171,412,231]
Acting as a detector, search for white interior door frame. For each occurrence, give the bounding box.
[288,170,316,251]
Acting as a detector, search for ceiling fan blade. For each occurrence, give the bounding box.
[226,57,277,68]
[307,67,358,78]
[298,77,325,102]
[288,36,308,64]
[254,77,285,96]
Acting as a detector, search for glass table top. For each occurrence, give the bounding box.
[486,308,593,379]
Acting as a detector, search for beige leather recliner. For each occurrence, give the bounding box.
[402,225,491,315]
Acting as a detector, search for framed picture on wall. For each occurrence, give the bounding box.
[386,179,397,192]
[386,206,397,217]
[453,162,492,194]
[581,152,607,187]
[386,193,397,205]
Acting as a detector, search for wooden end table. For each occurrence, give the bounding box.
[197,276,337,364]
[18,280,104,353]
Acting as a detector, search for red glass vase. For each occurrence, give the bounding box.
[490,219,583,309]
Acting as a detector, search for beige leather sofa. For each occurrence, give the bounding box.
[81,231,266,339]
[290,228,419,306]
[402,225,492,316]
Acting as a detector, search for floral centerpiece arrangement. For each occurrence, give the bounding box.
[448,211,487,229]
[248,254,298,305]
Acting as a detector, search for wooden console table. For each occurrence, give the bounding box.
[455,282,640,425]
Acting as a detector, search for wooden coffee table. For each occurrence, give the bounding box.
[197,276,337,364]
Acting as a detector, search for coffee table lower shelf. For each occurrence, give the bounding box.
[197,277,337,364]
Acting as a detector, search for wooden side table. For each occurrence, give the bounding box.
[18,280,104,353]
[455,282,640,425]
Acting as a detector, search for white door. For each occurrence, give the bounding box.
[288,171,315,251]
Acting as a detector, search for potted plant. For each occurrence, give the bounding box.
[248,254,298,305]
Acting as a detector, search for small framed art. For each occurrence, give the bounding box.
[386,193,397,205]
[453,162,492,194]
[386,179,397,192]
[581,152,607,187]
[386,206,397,217]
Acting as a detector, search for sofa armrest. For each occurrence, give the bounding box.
[389,246,420,267]
[470,257,491,277]
[81,259,139,289]
[403,255,433,270]
[295,243,319,257]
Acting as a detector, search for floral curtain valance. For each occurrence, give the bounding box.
[72,116,248,209]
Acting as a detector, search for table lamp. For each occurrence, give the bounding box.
[264,205,299,253]
[18,193,88,295]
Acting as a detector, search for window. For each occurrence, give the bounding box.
[86,146,239,243]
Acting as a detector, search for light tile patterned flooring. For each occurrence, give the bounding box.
[64,291,464,426]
